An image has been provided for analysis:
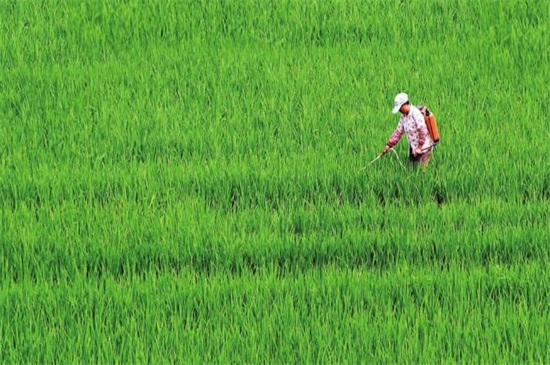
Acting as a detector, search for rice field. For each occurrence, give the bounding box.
[1,0,549,363]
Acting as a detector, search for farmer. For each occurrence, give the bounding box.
[382,92,434,167]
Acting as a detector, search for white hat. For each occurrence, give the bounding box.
[392,92,409,114]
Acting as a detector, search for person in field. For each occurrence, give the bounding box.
[382,92,434,167]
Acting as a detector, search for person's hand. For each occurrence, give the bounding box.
[382,145,390,156]
[414,147,422,156]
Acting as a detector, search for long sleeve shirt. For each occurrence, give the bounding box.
[387,105,432,151]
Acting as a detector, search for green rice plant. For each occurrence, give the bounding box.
[0,0,548,363]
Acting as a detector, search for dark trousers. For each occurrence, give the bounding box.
[409,147,432,167]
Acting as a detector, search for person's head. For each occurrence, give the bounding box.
[392,92,410,115]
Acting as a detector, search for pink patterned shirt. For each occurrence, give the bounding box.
[387,105,432,151]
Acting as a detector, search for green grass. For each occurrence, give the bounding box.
[0,0,549,363]
[2,265,547,363]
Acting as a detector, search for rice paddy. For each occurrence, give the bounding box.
[0,0,548,363]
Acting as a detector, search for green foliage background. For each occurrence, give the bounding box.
[1,0,548,363]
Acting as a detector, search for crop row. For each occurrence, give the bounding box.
[1,192,547,282]
[1,264,548,363]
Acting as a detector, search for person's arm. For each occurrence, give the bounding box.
[415,113,429,154]
[384,122,404,153]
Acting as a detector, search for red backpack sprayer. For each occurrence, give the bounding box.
[418,105,440,145]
